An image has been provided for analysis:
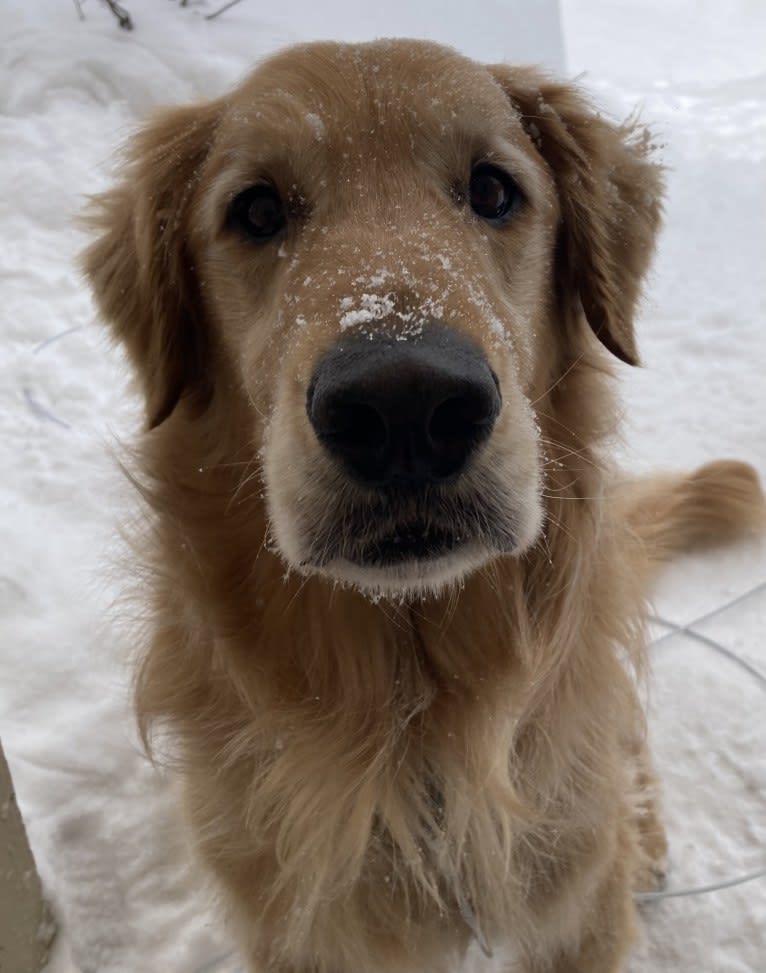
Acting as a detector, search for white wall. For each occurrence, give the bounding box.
[250,0,565,72]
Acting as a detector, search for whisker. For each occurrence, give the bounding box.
[530,352,587,407]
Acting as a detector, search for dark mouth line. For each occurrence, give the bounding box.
[349,523,465,566]
[302,474,519,571]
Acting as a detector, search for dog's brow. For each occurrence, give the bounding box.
[478,138,551,198]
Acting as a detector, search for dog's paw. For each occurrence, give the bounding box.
[633,859,669,895]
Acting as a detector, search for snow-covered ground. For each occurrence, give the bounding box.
[1,1,764,971]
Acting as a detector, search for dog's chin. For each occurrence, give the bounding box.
[268,471,546,601]
[310,538,499,600]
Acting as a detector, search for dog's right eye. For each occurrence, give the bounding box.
[227,185,287,241]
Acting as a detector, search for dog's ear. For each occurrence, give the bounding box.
[82,99,222,427]
[488,65,664,365]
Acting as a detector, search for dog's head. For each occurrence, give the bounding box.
[84,40,662,598]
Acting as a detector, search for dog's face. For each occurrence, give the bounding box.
[85,40,662,598]
[205,43,561,594]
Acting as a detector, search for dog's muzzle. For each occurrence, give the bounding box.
[305,323,502,567]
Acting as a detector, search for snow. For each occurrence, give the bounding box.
[0,1,764,971]
[304,112,325,141]
[339,292,398,330]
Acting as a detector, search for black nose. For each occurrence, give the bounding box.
[306,324,501,488]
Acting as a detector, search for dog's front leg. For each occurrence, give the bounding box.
[544,858,638,973]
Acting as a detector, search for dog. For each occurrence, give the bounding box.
[83,39,765,973]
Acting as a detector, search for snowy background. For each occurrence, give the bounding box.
[1,1,764,970]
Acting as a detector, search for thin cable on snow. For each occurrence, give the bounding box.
[644,580,766,903]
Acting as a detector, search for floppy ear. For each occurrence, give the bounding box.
[82,99,222,427]
[488,65,664,365]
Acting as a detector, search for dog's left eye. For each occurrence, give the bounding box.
[469,165,522,224]
[228,185,287,241]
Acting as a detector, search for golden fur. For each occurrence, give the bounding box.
[83,40,765,973]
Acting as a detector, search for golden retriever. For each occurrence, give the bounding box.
[83,40,765,973]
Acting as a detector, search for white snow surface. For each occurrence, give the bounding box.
[1,1,764,971]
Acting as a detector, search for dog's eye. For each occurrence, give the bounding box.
[468,165,521,224]
[228,185,287,241]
